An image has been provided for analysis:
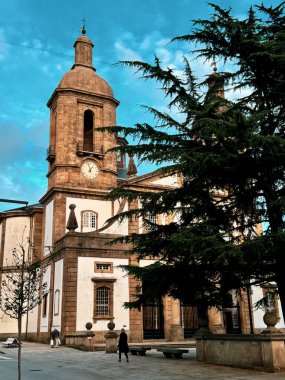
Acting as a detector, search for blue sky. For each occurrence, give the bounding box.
[0,0,282,211]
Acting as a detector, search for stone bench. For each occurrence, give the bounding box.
[130,346,151,356]
[2,338,20,348]
[157,347,189,359]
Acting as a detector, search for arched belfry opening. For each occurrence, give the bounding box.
[83,110,94,152]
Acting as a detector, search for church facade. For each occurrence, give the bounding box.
[0,32,284,343]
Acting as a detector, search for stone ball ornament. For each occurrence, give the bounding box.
[85,322,93,331]
[107,321,115,331]
[263,311,278,327]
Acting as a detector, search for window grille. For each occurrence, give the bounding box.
[96,286,109,316]
[96,263,111,271]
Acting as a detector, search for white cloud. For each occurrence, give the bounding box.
[114,41,142,61]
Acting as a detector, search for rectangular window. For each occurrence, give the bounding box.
[96,286,109,316]
[94,262,113,273]
[92,278,116,321]
[144,212,157,232]
[42,293,48,318]
[82,211,97,230]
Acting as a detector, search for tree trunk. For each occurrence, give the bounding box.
[18,315,22,380]
[196,303,211,336]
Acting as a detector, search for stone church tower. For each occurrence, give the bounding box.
[42,33,120,244]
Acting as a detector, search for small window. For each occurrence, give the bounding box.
[143,212,157,232]
[94,262,113,273]
[83,212,96,228]
[81,210,98,231]
[146,213,157,224]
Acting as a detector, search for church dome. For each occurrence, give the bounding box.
[49,34,115,102]
[58,66,114,97]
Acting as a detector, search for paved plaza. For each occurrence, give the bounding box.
[1,342,285,380]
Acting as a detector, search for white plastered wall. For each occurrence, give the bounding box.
[66,197,128,235]
[3,216,30,266]
[76,257,129,331]
[27,305,39,333]
[252,285,285,329]
[0,271,27,334]
[40,265,51,332]
[44,199,54,256]
[151,174,179,187]
[52,259,63,330]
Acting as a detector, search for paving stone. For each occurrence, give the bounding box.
[1,342,285,380]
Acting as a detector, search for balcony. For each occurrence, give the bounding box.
[46,145,56,162]
[76,142,104,159]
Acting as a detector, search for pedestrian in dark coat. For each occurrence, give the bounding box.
[118,328,129,362]
[51,328,60,348]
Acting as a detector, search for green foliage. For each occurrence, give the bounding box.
[105,2,285,311]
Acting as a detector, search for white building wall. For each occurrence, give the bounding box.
[44,200,54,256]
[252,285,285,329]
[40,265,51,332]
[66,197,128,235]
[27,305,39,333]
[3,217,30,266]
[0,271,28,334]
[52,259,64,330]
[76,257,129,332]
[151,174,179,187]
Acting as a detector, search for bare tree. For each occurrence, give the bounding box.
[0,238,48,380]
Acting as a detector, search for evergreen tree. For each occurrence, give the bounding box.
[104,2,285,317]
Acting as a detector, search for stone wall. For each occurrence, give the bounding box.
[196,334,285,372]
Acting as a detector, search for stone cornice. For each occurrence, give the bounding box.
[47,88,119,108]
[39,186,111,204]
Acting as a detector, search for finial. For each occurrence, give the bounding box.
[211,59,217,72]
[127,153,137,177]
[81,18,87,35]
[66,204,78,232]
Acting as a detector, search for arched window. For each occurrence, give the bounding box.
[54,289,60,316]
[83,110,94,152]
[81,210,98,231]
[96,286,109,316]
[42,293,48,318]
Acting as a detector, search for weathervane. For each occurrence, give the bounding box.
[81,18,87,35]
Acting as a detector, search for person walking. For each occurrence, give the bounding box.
[118,328,129,362]
[50,328,60,348]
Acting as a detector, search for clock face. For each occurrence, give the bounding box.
[81,160,99,180]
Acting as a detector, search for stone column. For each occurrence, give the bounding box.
[105,321,118,353]
[170,299,184,341]
[85,322,95,351]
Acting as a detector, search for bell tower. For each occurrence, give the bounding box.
[46,30,119,193]
[41,29,120,245]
